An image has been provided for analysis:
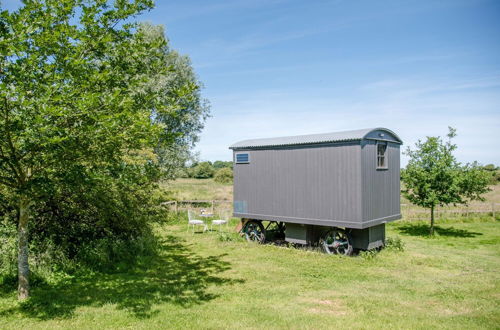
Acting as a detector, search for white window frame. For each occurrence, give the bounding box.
[235,152,250,164]
[376,141,388,169]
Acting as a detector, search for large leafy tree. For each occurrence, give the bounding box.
[0,0,207,299]
[401,127,490,235]
[136,23,209,178]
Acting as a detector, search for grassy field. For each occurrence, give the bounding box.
[165,178,500,204]
[0,179,499,329]
[483,184,500,203]
[1,218,498,329]
[165,178,500,220]
[163,178,233,201]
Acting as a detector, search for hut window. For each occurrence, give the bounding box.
[235,153,249,164]
[377,142,388,169]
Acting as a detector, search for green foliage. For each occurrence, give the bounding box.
[214,167,233,184]
[0,218,17,278]
[28,173,169,258]
[402,127,490,235]
[0,0,208,297]
[482,164,500,184]
[217,232,244,242]
[385,237,405,251]
[213,161,233,169]
[359,249,378,260]
[74,234,159,272]
[177,160,233,179]
[190,161,215,179]
[483,164,497,171]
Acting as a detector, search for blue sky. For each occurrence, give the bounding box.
[3,0,500,165]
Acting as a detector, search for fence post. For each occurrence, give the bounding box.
[175,201,178,213]
[492,203,496,219]
[211,200,215,214]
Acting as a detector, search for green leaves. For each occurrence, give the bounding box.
[402,127,490,209]
[1,1,160,190]
[401,127,491,235]
[0,0,208,216]
[0,0,211,300]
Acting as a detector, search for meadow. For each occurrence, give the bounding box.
[0,179,499,329]
[163,178,233,201]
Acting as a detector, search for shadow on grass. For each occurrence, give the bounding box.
[395,223,483,238]
[0,235,243,320]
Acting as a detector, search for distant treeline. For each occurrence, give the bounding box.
[178,161,233,183]
[482,164,500,184]
[181,162,500,185]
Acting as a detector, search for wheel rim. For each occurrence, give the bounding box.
[321,229,351,255]
[244,222,264,243]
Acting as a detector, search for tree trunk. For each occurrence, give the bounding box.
[430,205,435,236]
[18,195,30,300]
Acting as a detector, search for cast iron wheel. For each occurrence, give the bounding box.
[243,220,266,243]
[320,229,353,256]
[264,221,286,240]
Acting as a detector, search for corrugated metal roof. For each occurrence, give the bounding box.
[229,127,402,149]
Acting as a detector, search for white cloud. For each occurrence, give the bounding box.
[194,77,500,166]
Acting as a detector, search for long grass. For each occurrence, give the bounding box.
[162,178,233,201]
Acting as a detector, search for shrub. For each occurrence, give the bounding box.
[0,217,17,280]
[191,162,215,179]
[0,169,168,285]
[359,249,378,260]
[385,237,405,252]
[175,167,191,178]
[214,168,233,184]
[217,232,245,242]
[213,161,233,169]
[1,218,77,285]
[75,234,158,272]
[482,164,500,184]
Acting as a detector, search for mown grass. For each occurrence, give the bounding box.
[1,180,499,329]
[0,216,499,329]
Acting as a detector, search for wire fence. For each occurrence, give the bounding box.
[161,200,232,214]
[161,200,499,220]
[401,203,499,220]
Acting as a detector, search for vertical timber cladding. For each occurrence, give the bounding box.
[233,142,363,228]
[361,131,402,226]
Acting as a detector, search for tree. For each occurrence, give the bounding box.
[482,164,500,184]
[213,160,233,169]
[214,167,233,184]
[191,161,214,179]
[483,164,497,171]
[401,127,490,235]
[0,0,210,299]
[137,23,209,179]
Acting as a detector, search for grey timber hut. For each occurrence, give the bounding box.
[229,127,403,255]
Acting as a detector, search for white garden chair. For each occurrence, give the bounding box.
[211,210,230,232]
[187,209,208,233]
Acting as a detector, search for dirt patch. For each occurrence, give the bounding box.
[439,307,472,316]
[307,299,348,316]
